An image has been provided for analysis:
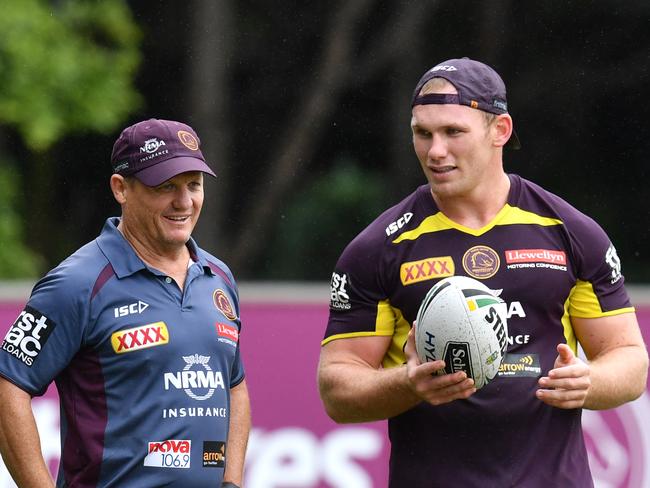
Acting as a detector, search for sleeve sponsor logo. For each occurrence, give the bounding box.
[202,441,226,468]
[216,323,239,345]
[329,272,351,310]
[111,322,169,354]
[462,245,500,279]
[505,249,567,271]
[497,353,541,377]
[143,439,191,469]
[213,289,238,321]
[605,244,623,284]
[163,354,225,401]
[400,256,454,285]
[1,306,56,367]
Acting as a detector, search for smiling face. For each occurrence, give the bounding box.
[411,79,511,203]
[112,171,204,257]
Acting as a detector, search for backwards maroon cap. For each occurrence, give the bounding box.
[110,118,217,186]
[412,57,521,149]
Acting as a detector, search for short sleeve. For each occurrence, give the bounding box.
[0,269,87,395]
[323,230,393,344]
[566,216,633,318]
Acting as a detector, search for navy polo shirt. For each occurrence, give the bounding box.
[0,217,244,487]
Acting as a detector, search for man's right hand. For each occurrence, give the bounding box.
[404,327,476,406]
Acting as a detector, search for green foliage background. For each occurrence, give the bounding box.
[0,0,141,151]
[0,165,42,278]
[263,161,391,280]
[0,0,141,278]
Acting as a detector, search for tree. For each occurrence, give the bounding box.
[0,0,141,272]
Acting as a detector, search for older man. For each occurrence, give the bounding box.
[0,119,250,488]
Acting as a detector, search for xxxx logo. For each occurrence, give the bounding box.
[111,322,169,354]
[400,256,454,285]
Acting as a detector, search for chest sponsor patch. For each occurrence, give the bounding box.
[463,245,500,279]
[143,439,191,469]
[216,323,239,345]
[164,354,225,401]
[213,289,238,320]
[497,353,542,377]
[400,256,454,285]
[505,249,567,272]
[1,306,56,367]
[203,441,226,468]
[111,322,169,354]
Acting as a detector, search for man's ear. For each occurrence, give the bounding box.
[110,174,128,204]
[493,114,514,148]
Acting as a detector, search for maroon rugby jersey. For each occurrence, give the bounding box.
[324,174,633,488]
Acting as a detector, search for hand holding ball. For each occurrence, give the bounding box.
[414,276,508,389]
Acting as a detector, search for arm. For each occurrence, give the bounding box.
[537,312,648,410]
[0,376,55,488]
[223,379,251,487]
[317,330,475,423]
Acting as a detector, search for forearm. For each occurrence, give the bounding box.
[224,380,251,485]
[584,344,649,410]
[0,379,55,488]
[318,361,421,423]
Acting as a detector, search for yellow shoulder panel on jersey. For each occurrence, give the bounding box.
[393,205,563,243]
[561,296,579,355]
[320,299,399,346]
[321,300,412,368]
[321,330,392,346]
[568,280,636,318]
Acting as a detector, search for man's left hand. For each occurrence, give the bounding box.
[536,343,591,409]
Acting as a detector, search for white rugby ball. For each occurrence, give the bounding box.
[414,276,508,389]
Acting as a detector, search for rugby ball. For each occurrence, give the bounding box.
[414,276,508,389]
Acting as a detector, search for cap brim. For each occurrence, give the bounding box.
[133,157,216,186]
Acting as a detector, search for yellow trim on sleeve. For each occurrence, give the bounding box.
[321,299,398,347]
[321,300,412,370]
[393,205,563,242]
[376,299,397,335]
[561,293,579,355]
[321,330,393,347]
[561,282,635,354]
[382,308,411,369]
[568,279,636,318]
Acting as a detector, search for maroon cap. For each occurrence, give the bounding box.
[412,58,520,149]
[110,119,217,186]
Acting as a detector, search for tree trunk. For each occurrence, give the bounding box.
[186,0,234,258]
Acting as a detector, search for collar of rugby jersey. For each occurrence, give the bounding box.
[95,217,216,279]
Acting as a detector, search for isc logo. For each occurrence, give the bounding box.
[1,306,56,367]
[113,300,149,318]
[385,212,413,236]
[431,65,457,72]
